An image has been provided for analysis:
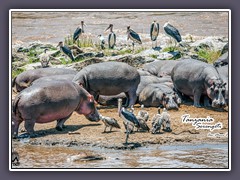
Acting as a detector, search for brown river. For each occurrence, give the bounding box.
[11,11,229,170]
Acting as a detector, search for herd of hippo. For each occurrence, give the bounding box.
[11,56,229,138]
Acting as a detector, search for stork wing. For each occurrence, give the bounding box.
[121,110,140,127]
[129,29,142,44]
[73,27,82,42]
[150,23,159,41]
[62,46,74,61]
[164,24,182,42]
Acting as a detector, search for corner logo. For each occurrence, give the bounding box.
[12,151,20,166]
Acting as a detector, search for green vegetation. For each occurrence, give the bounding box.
[196,49,221,64]
[12,68,25,78]
[150,54,158,59]
[162,46,181,52]
[64,35,94,48]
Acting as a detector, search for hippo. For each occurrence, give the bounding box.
[138,83,181,109]
[213,52,228,67]
[12,80,100,138]
[143,60,180,77]
[216,64,229,104]
[98,93,127,106]
[136,75,172,95]
[31,74,75,86]
[171,59,226,108]
[72,62,140,107]
[12,68,77,92]
[137,69,152,76]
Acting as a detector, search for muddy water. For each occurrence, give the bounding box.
[11,11,228,44]
[13,143,228,169]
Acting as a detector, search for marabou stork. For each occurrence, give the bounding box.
[118,98,140,144]
[105,24,116,49]
[127,26,142,52]
[99,114,121,133]
[163,22,182,50]
[57,41,75,61]
[73,21,86,43]
[150,20,160,49]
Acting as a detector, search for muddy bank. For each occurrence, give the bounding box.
[12,104,228,150]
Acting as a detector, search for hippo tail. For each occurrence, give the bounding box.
[12,95,21,116]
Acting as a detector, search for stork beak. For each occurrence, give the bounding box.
[105,25,111,32]
[83,23,87,27]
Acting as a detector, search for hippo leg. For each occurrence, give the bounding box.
[56,114,72,131]
[193,89,202,107]
[124,93,129,107]
[24,119,36,138]
[12,120,23,139]
[204,96,211,107]
[126,90,137,107]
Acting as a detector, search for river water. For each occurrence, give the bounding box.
[13,143,228,169]
[11,11,229,45]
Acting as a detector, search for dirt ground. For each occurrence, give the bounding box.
[12,102,229,149]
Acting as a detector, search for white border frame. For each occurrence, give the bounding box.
[9,9,231,171]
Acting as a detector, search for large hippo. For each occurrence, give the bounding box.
[216,64,229,104]
[138,83,181,109]
[171,59,226,108]
[12,80,100,138]
[72,62,140,107]
[12,68,77,92]
[143,60,180,77]
[98,75,172,106]
[31,74,75,86]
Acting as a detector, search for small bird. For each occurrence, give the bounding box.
[73,21,86,43]
[151,108,172,134]
[97,34,105,50]
[57,41,75,61]
[99,114,121,133]
[127,26,142,52]
[163,22,182,50]
[39,48,50,68]
[137,104,149,122]
[105,24,116,49]
[118,98,140,144]
[151,107,161,127]
[136,116,150,132]
[150,20,160,49]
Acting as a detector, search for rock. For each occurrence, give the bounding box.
[191,37,227,51]
[221,42,228,55]
[157,51,181,60]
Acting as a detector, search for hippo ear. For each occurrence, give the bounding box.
[79,83,83,87]
[87,94,95,103]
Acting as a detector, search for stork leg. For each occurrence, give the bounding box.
[132,42,135,52]
[110,126,113,132]
[103,126,107,133]
[125,122,130,144]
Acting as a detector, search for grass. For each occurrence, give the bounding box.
[150,54,158,59]
[64,34,94,48]
[12,68,25,78]
[162,46,181,52]
[197,49,221,64]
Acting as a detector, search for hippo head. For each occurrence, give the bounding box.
[76,94,100,122]
[162,92,179,110]
[207,80,227,108]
